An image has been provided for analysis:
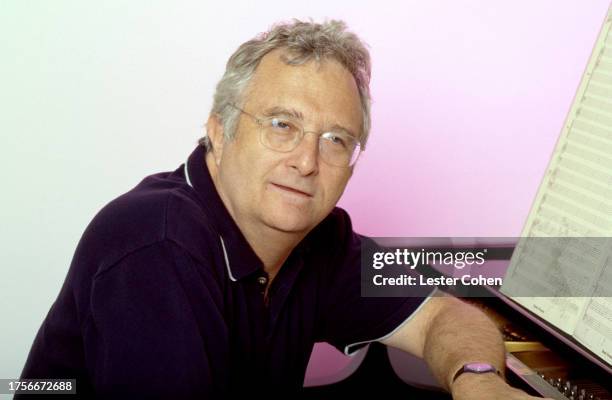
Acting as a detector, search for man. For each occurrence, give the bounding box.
[19,20,545,399]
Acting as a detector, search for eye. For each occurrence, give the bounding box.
[271,118,294,131]
[329,134,346,146]
[323,132,350,148]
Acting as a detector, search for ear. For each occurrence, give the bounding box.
[206,114,225,166]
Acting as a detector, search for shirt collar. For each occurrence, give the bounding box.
[184,145,263,281]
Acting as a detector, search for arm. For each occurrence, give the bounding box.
[380,292,547,399]
[88,241,227,397]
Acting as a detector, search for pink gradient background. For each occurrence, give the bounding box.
[335,1,610,237]
[306,1,610,386]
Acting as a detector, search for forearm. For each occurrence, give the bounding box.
[423,297,505,392]
[382,295,543,399]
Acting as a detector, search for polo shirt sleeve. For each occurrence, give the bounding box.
[85,239,229,398]
[317,209,435,356]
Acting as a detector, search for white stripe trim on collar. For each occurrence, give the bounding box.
[184,157,235,283]
[219,236,237,282]
[184,160,193,188]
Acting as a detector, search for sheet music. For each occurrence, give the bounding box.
[501,8,612,357]
[574,297,612,364]
[573,257,612,362]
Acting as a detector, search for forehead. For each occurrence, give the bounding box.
[242,50,363,135]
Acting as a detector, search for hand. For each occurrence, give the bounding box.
[450,373,553,400]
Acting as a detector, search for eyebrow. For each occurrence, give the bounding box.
[261,106,358,138]
[262,106,304,121]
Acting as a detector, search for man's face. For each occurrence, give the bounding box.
[209,50,363,236]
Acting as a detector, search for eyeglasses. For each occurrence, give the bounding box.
[230,104,362,167]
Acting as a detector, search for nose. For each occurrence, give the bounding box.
[287,132,319,176]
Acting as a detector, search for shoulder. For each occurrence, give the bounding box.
[305,207,383,284]
[309,206,374,254]
[74,170,217,277]
[303,207,370,281]
[311,207,353,242]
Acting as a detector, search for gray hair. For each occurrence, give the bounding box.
[198,19,372,152]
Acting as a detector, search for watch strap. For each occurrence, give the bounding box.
[452,363,501,384]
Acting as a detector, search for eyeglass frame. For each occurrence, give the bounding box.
[228,103,363,167]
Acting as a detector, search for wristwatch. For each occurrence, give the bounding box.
[452,362,501,384]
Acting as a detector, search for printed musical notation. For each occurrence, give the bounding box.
[501,14,612,363]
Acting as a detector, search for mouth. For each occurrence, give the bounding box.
[270,183,313,198]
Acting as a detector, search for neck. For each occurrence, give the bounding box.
[205,154,304,281]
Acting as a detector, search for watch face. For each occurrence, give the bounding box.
[465,363,496,373]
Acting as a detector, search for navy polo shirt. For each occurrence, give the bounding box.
[19,145,431,398]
